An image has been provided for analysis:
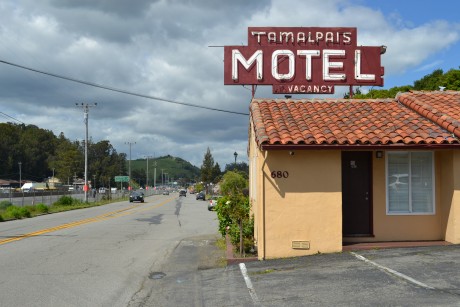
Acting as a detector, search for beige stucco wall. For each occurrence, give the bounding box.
[440,150,460,243]
[249,136,460,259]
[253,148,342,259]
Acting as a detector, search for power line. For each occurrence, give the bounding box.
[0,111,25,124]
[0,59,250,116]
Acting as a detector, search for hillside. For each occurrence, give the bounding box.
[128,155,200,187]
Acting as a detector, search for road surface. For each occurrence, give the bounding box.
[0,192,222,306]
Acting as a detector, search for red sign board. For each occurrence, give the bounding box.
[224,27,384,94]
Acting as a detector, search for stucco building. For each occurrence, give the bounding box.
[249,90,460,259]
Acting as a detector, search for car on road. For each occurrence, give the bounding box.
[208,196,222,211]
[162,190,169,195]
[129,191,144,203]
[196,192,205,201]
[179,189,187,197]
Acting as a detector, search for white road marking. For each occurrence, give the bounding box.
[351,252,435,289]
[239,263,261,305]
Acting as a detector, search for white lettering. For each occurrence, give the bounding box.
[284,84,334,93]
[297,32,306,43]
[323,49,346,81]
[231,48,376,84]
[355,50,375,81]
[268,32,276,43]
[232,50,263,81]
[251,31,266,44]
[271,50,295,80]
[343,32,352,44]
[316,32,324,42]
[297,50,320,80]
[325,32,334,43]
[280,32,294,44]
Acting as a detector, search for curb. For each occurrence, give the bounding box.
[226,233,258,266]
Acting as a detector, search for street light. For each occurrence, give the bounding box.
[234,151,238,167]
[125,142,136,190]
[76,102,97,202]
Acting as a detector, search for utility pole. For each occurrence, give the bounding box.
[76,102,97,202]
[154,161,157,189]
[18,162,23,206]
[125,142,136,190]
[145,155,154,189]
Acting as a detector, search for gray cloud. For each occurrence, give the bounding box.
[0,0,459,168]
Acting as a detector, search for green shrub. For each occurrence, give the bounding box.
[35,203,49,214]
[5,206,31,219]
[54,195,75,206]
[0,200,13,210]
[0,214,3,222]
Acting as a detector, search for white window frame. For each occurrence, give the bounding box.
[385,151,435,215]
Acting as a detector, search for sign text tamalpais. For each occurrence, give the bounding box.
[224,27,385,94]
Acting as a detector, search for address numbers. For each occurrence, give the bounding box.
[271,171,289,178]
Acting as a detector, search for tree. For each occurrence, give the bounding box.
[224,161,249,178]
[49,135,82,185]
[200,147,216,193]
[414,69,444,90]
[212,162,222,183]
[347,67,460,99]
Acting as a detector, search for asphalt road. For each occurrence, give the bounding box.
[1,193,459,306]
[0,193,221,306]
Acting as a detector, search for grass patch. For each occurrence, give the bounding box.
[215,237,227,250]
[0,195,129,221]
[250,269,275,275]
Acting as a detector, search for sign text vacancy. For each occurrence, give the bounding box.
[224,27,384,94]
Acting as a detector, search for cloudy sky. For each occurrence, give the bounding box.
[0,0,459,169]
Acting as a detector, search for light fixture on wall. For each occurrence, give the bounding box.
[376,151,384,159]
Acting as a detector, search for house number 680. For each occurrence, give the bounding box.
[271,171,289,178]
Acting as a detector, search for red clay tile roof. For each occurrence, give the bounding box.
[397,91,460,138]
[250,95,460,148]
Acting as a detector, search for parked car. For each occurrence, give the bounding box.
[129,191,144,203]
[179,189,187,197]
[196,192,205,201]
[208,196,222,211]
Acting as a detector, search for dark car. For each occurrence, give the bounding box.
[129,191,144,203]
[196,192,205,201]
[179,189,187,197]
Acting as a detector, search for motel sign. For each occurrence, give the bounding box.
[224,27,385,94]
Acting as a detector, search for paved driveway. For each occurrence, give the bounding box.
[233,245,460,306]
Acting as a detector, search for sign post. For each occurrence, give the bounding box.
[115,176,129,192]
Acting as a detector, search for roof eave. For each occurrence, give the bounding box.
[260,143,460,151]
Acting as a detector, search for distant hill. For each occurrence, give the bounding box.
[128,155,200,187]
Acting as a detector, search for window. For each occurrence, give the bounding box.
[386,152,434,214]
